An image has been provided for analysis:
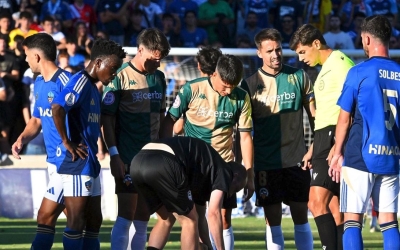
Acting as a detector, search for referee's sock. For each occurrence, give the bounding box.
[265,225,284,250]
[314,213,338,249]
[31,224,55,250]
[343,220,363,250]
[111,216,132,250]
[223,227,234,250]
[294,222,313,250]
[131,220,148,250]
[82,229,100,250]
[381,221,400,250]
[63,227,83,250]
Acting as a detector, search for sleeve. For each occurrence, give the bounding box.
[159,72,167,113]
[101,73,123,115]
[337,67,358,113]
[168,81,192,120]
[237,91,253,131]
[301,70,315,106]
[53,75,88,113]
[335,56,354,87]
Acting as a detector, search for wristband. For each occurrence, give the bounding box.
[108,146,119,156]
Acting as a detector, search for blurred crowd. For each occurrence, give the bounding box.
[1,0,400,163]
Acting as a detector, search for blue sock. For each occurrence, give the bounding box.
[63,227,83,250]
[294,223,313,250]
[343,220,363,250]
[83,229,100,250]
[31,224,55,250]
[381,221,400,250]
[111,216,132,250]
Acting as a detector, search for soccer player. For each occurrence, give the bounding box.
[51,38,125,249]
[100,28,171,250]
[161,54,254,250]
[290,24,354,250]
[240,28,315,250]
[131,136,247,250]
[330,14,400,250]
[11,33,71,250]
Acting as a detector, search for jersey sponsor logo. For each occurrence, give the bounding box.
[196,107,234,119]
[103,92,115,105]
[260,92,296,105]
[198,93,207,99]
[90,98,95,105]
[132,91,163,103]
[379,69,400,81]
[187,190,192,201]
[65,93,76,106]
[88,113,100,123]
[172,95,181,108]
[368,144,400,156]
[48,92,54,103]
[38,107,52,117]
[259,188,268,199]
[85,180,92,191]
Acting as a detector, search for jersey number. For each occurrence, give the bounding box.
[383,89,398,130]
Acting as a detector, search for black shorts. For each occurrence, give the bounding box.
[131,150,194,215]
[255,166,310,207]
[311,125,340,196]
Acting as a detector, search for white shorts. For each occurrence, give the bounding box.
[60,174,101,197]
[340,166,399,213]
[44,163,64,204]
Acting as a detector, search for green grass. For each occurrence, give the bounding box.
[0,217,383,249]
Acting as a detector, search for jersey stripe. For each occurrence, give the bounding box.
[73,75,87,94]
[59,72,69,86]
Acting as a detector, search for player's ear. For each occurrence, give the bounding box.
[95,58,102,68]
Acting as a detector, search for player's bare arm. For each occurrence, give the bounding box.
[52,103,88,161]
[159,114,177,138]
[11,117,42,159]
[301,143,313,170]
[240,131,254,202]
[329,109,351,183]
[101,113,125,180]
[207,189,225,250]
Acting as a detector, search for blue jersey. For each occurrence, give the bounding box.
[53,70,101,177]
[32,68,71,164]
[337,57,400,175]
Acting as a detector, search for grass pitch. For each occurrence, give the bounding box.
[0,217,383,249]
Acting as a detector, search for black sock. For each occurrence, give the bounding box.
[337,223,344,250]
[314,213,338,249]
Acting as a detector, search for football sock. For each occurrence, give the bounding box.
[381,221,400,250]
[63,227,83,250]
[266,225,284,250]
[337,224,344,250]
[314,213,338,249]
[82,229,100,250]
[31,224,55,250]
[294,222,313,250]
[131,220,148,250]
[223,227,234,250]
[111,216,132,250]
[343,220,363,250]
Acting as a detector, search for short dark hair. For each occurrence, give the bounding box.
[216,55,243,86]
[0,12,11,21]
[361,15,392,44]
[136,28,171,58]
[22,33,57,61]
[19,11,33,20]
[184,10,196,18]
[162,12,174,21]
[289,24,327,50]
[254,28,282,49]
[196,46,222,76]
[42,15,55,23]
[90,38,126,61]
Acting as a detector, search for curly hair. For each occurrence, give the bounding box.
[90,38,126,61]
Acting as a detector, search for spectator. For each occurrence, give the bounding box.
[73,20,93,55]
[243,0,273,28]
[385,12,400,37]
[280,14,296,49]
[236,36,257,78]
[56,50,69,69]
[270,0,303,32]
[303,0,332,33]
[339,0,371,31]
[95,29,108,39]
[236,11,262,48]
[64,37,85,69]
[180,10,208,47]
[98,0,127,45]
[39,0,73,30]
[0,0,18,16]
[323,14,355,49]
[69,0,97,35]
[8,11,37,49]
[12,0,30,27]
[138,0,164,28]
[162,13,181,47]
[346,11,366,49]
[198,0,235,46]
[366,0,397,20]
[41,15,66,50]
[124,8,145,46]
[167,0,198,25]
[26,0,42,20]
[0,12,11,45]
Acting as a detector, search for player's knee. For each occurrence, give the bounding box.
[308,199,328,215]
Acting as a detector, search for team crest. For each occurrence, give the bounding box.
[47,91,54,103]
[103,92,115,105]
[129,80,136,85]
[172,95,181,108]
[287,74,297,85]
[65,93,76,106]
[259,188,269,199]
[187,190,192,201]
[318,79,325,91]
[85,180,92,191]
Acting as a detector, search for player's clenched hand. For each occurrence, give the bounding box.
[328,154,343,183]
[63,140,88,161]
[11,139,23,159]
[301,153,312,170]
[110,155,125,180]
[243,178,255,202]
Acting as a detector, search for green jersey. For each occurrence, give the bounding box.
[168,77,252,162]
[101,62,166,164]
[241,65,314,170]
